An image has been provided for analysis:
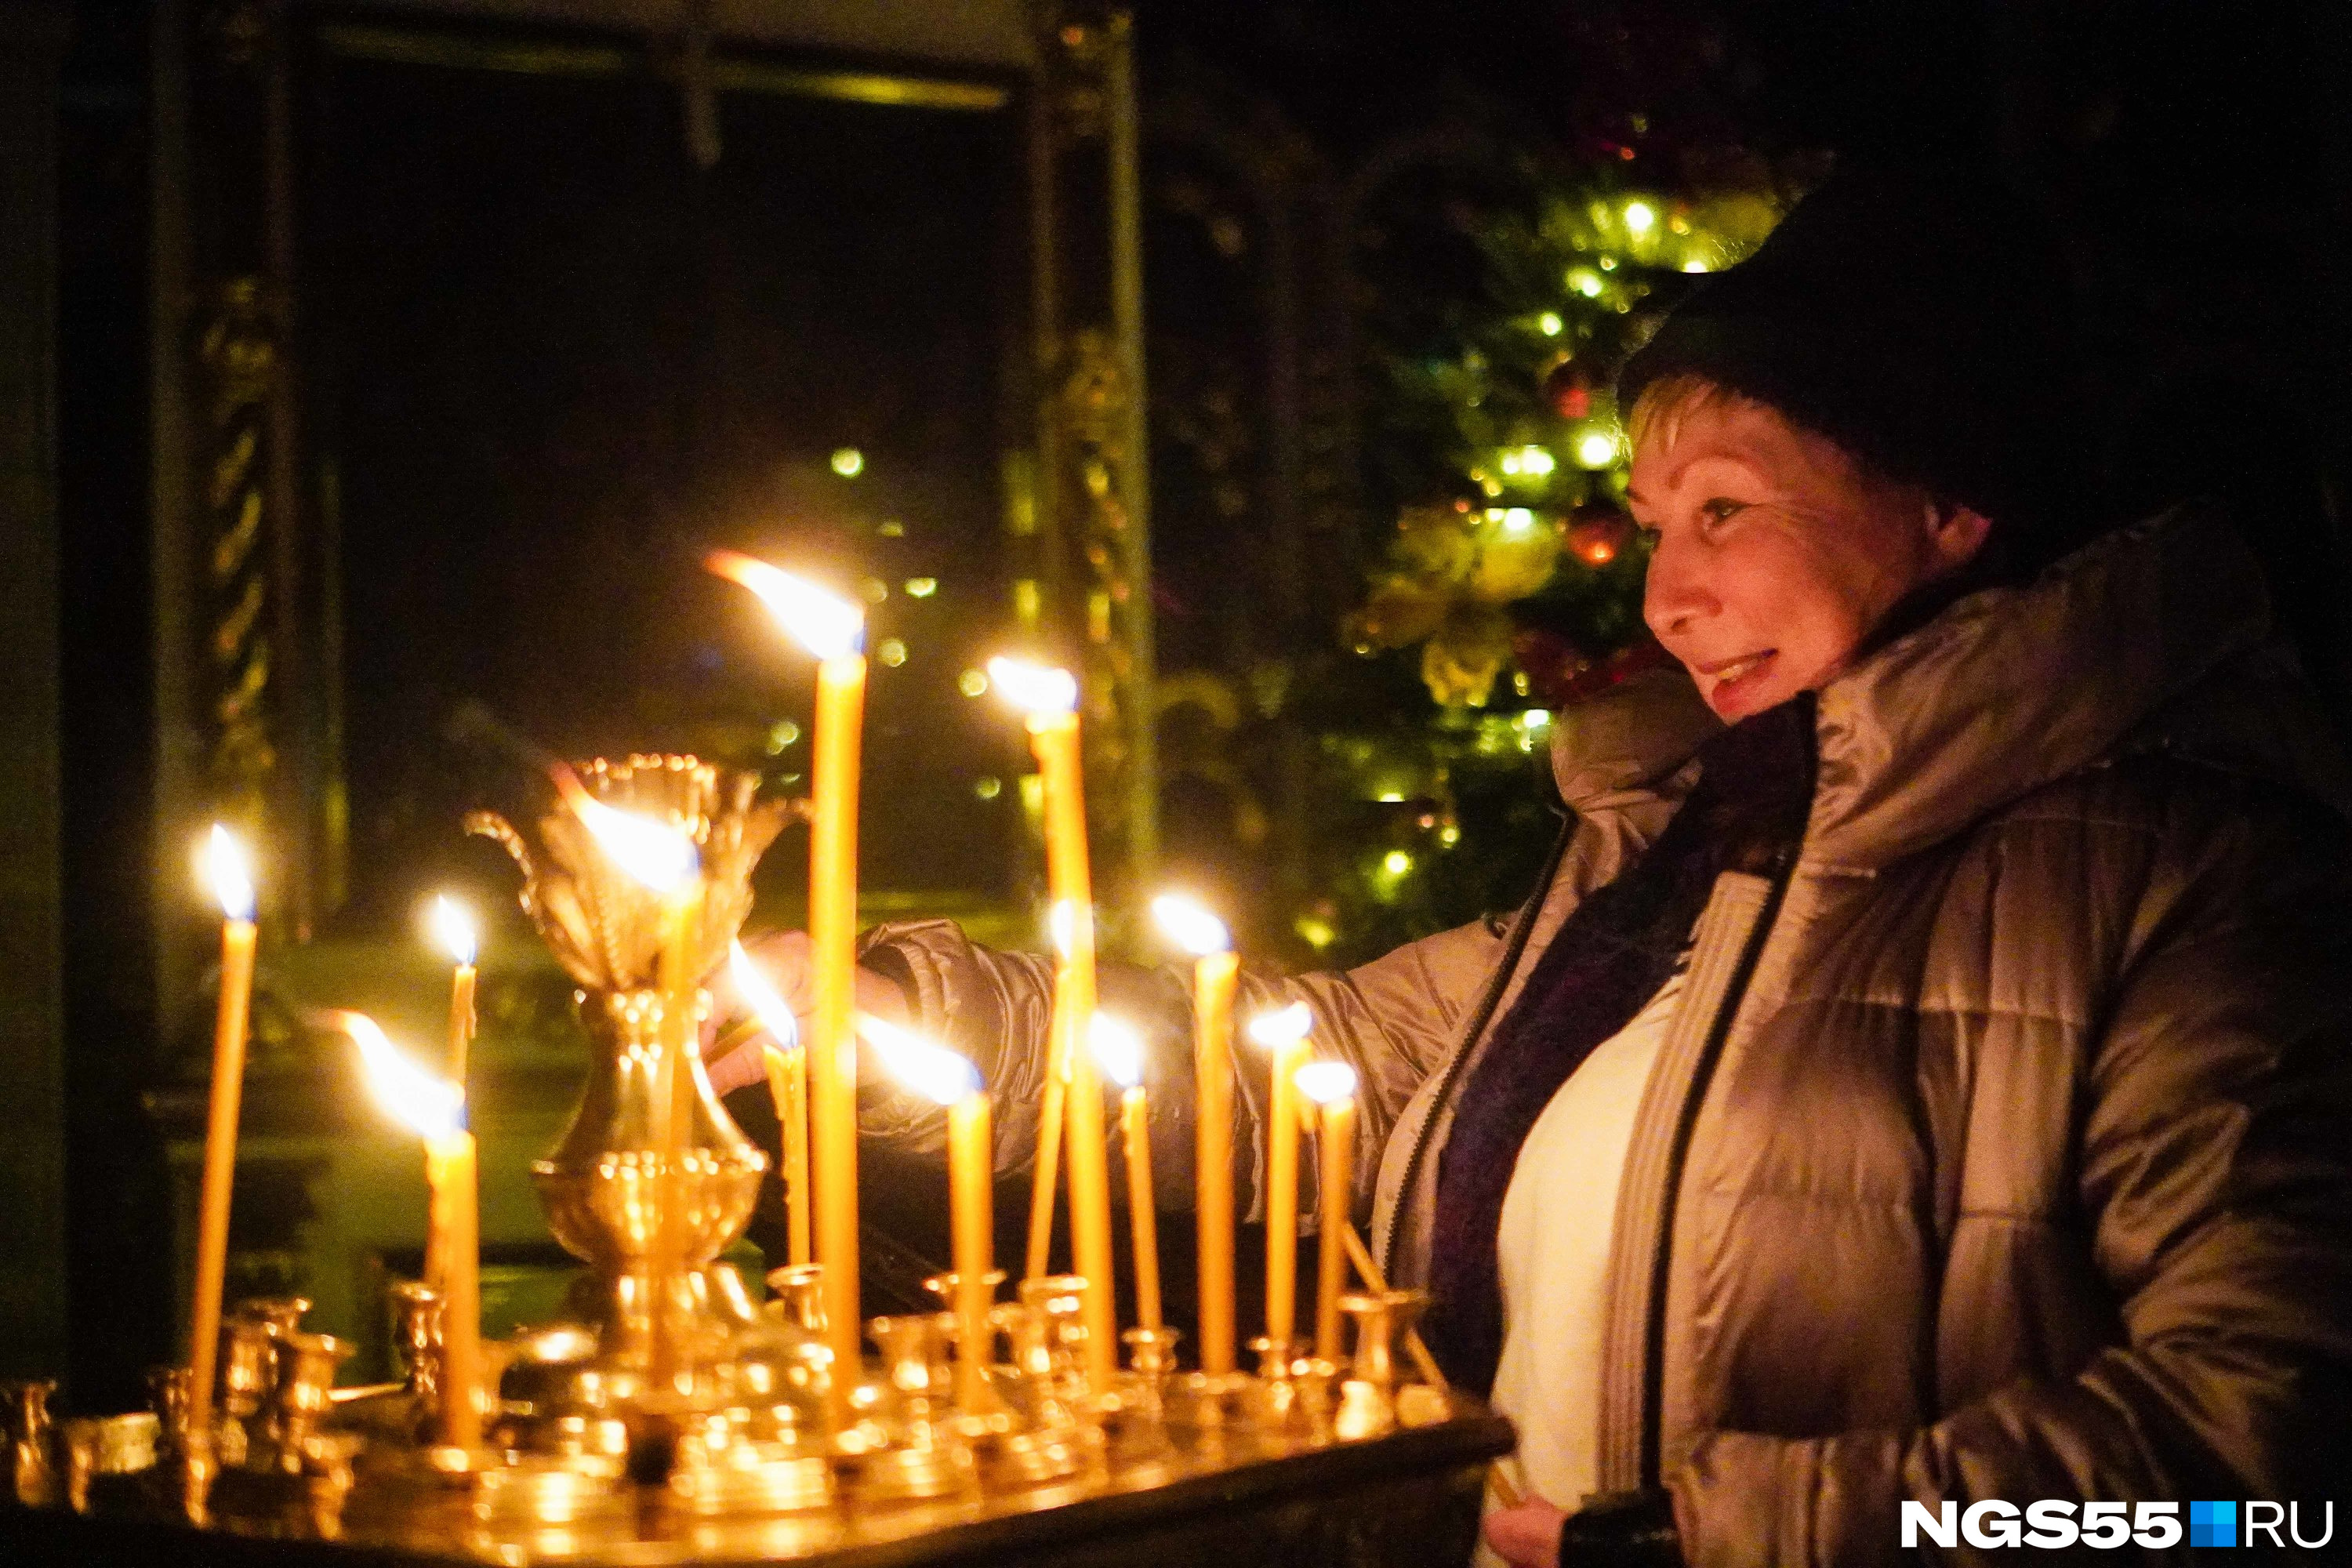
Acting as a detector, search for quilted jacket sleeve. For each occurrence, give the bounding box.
[1670,782,2352,1566]
[848,913,1505,1219]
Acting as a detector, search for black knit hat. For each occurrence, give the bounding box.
[1618,162,2089,566]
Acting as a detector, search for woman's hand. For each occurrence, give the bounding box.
[702,931,912,1097]
[1483,1499,1567,1567]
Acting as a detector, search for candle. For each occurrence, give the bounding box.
[1247,1003,1314,1353]
[1091,1014,1160,1334]
[569,796,702,1387]
[710,551,869,1414]
[428,896,479,1087]
[425,896,478,1301]
[340,1012,480,1450]
[1152,894,1238,1374]
[858,1014,993,1414]
[1022,900,1080,1281]
[989,658,1116,1395]
[187,826,256,1452]
[730,942,811,1268]
[1294,1060,1359,1362]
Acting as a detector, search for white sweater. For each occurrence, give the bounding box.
[1474,967,1686,1565]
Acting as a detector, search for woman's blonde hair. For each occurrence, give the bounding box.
[1623,372,1755,458]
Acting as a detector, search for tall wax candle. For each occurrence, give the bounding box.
[709,552,869,1414]
[426,896,479,1298]
[1091,1014,1160,1333]
[948,1092,995,1411]
[653,879,704,1390]
[990,659,1116,1395]
[1152,895,1238,1374]
[426,1128,482,1449]
[430,896,479,1090]
[860,1015,994,1414]
[1023,982,1072,1281]
[1295,1061,1359,1363]
[731,942,811,1268]
[187,826,257,1450]
[1247,1004,1314,1355]
[342,1013,479,1450]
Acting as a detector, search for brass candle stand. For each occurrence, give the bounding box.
[2,755,1510,1563]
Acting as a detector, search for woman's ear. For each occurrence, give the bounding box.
[1927,499,1994,570]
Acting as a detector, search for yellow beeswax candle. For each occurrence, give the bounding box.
[1295,1060,1359,1363]
[990,659,1116,1395]
[425,1128,482,1449]
[860,1014,994,1413]
[1092,1014,1160,1333]
[731,942,812,1268]
[341,1012,478,1449]
[1248,1003,1314,1353]
[187,826,257,1450]
[1153,895,1238,1373]
[708,551,869,1414]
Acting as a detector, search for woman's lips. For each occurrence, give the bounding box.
[1698,649,1777,709]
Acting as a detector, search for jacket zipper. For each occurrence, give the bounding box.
[1380,817,1573,1285]
[1635,858,1794,1490]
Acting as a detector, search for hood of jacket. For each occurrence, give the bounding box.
[1806,499,2348,871]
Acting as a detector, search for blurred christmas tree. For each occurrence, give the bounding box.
[1289,160,1790,966]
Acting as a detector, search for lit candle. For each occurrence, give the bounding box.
[1152,894,1238,1374]
[424,897,478,1301]
[1022,900,1079,1282]
[858,1014,993,1414]
[186,826,256,1454]
[989,658,1116,1395]
[1294,1060,1359,1363]
[730,942,811,1269]
[709,550,869,1412]
[1248,1003,1314,1353]
[569,795,702,1388]
[339,1012,480,1450]
[428,896,479,1087]
[1090,1014,1161,1334]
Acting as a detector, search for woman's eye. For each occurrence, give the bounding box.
[1699,498,1745,527]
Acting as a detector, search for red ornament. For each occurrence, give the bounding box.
[1566,503,1635,566]
[1542,355,1595,422]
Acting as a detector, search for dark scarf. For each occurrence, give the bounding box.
[1421,694,1819,1396]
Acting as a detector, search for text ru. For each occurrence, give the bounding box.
[1900,1499,2334,1550]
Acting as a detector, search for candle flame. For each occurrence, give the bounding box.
[201,825,256,923]
[430,895,478,967]
[1293,1059,1359,1107]
[856,1012,981,1107]
[729,941,798,1052]
[1247,1001,1312,1050]
[334,1011,463,1140]
[572,796,700,894]
[1090,1013,1145,1090]
[1151,893,1230,957]
[707,550,865,661]
[1047,899,1091,960]
[985,657,1078,717]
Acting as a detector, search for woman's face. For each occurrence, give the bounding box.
[1628,393,1990,722]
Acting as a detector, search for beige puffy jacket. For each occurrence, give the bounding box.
[863,502,2352,1563]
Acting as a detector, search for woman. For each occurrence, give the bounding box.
[716,169,2352,1565]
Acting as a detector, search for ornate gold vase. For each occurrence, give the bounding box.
[472,755,792,1381]
[534,986,768,1363]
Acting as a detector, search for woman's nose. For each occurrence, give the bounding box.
[1642,535,1719,639]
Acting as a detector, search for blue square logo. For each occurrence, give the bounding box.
[2191,1500,2238,1548]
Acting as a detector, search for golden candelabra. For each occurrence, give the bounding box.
[0,756,1496,1563]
